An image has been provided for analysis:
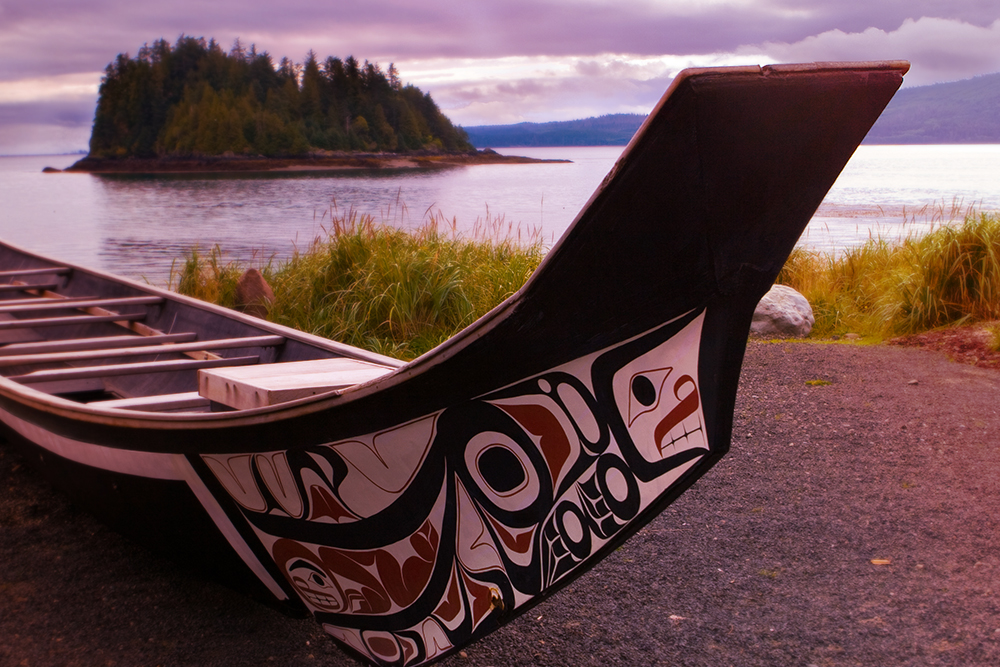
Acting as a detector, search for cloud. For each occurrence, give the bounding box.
[1,2,998,151]
[746,17,1000,86]
[415,52,756,125]
[5,1,995,83]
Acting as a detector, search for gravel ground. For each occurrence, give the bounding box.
[2,341,999,666]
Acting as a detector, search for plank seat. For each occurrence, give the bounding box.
[0,296,162,314]
[0,333,198,355]
[199,357,393,410]
[0,267,71,278]
[8,355,258,384]
[0,313,146,330]
[0,295,97,307]
[0,334,285,367]
[89,391,211,412]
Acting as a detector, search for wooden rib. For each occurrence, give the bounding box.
[0,333,198,356]
[88,391,210,412]
[0,267,71,278]
[0,335,285,367]
[9,355,259,384]
[0,313,145,330]
[6,280,250,367]
[0,295,98,307]
[0,296,162,314]
[0,283,58,293]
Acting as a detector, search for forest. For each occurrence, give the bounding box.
[89,36,473,158]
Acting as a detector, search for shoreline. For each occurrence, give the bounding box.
[57,150,571,175]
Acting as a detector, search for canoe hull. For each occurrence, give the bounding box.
[0,61,908,666]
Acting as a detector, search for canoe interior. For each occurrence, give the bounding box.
[0,246,394,412]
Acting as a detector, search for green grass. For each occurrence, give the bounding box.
[173,211,545,360]
[777,211,1000,339]
[175,207,1000,358]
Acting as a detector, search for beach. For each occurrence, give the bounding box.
[2,340,999,666]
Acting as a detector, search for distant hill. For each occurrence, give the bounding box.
[864,71,1000,144]
[463,114,645,148]
[464,73,1000,147]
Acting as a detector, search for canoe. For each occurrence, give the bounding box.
[0,61,907,666]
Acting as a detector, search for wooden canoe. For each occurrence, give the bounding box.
[0,61,908,666]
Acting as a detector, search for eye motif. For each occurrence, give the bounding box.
[464,431,540,513]
[627,367,673,426]
[630,374,657,408]
[477,445,527,494]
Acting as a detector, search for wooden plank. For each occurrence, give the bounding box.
[200,357,393,409]
[0,313,146,330]
[88,391,210,412]
[0,333,198,356]
[22,378,106,396]
[8,355,259,384]
[0,296,162,314]
[0,267,71,278]
[0,295,96,307]
[0,335,285,367]
[0,283,58,293]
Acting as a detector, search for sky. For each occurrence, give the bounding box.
[1,1,998,155]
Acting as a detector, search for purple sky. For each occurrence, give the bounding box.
[1,1,998,155]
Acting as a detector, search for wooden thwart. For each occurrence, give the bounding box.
[0,313,146,330]
[0,296,162,313]
[0,295,97,307]
[0,332,198,356]
[0,334,285,367]
[200,357,393,410]
[90,391,211,412]
[9,355,258,384]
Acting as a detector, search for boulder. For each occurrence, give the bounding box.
[751,284,814,337]
[235,268,274,319]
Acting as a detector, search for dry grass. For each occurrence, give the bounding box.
[173,209,544,360]
[778,211,1000,339]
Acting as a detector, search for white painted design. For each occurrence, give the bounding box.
[0,410,183,479]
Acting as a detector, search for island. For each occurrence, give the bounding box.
[63,36,567,173]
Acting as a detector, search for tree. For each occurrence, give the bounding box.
[87,37,473,158]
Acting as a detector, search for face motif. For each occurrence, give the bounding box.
[609,311,708,465]
[285,556,346,612]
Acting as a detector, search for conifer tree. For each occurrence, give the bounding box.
[88,36,472,158]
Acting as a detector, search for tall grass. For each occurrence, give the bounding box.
[777,211,1000,338]
[174,211,545,360]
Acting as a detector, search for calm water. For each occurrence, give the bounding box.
[2,145,1000,286]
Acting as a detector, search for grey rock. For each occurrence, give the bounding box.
[751,284,814,337]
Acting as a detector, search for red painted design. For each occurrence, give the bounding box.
[500,403,571,485]
[653,375,700,453]
[433,566,463,623]
[485,512,535,554]
[367,636,398,659]
[308,485,356,522]
[273,519,440,615]
[460,570,495,628]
